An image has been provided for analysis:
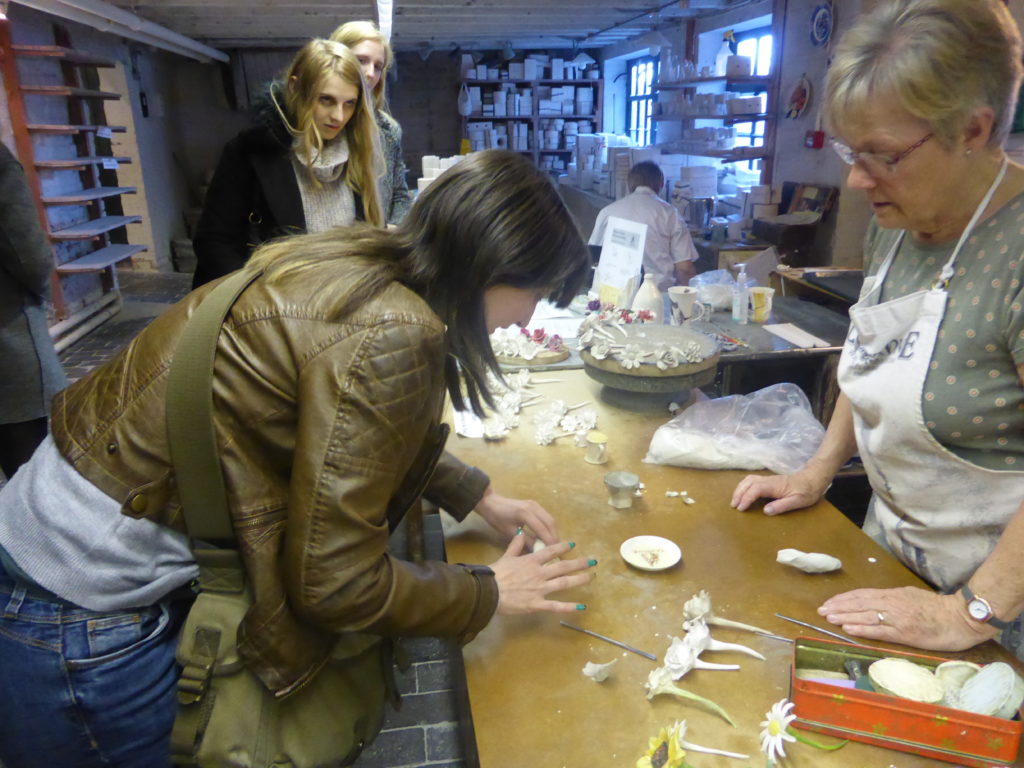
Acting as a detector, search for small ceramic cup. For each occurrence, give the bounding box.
[604,471,640,509]
[667,286,707,325]
[584,430,608,464]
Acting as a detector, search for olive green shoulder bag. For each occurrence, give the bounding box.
[165,269,387,767]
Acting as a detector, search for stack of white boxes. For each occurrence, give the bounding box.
[467,121,531,153]
[417,154,464,192]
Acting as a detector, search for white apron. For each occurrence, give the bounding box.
[838,159,1024,596]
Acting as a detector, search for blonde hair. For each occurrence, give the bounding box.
[825,0,1023,148]
[329,20,393,113]
[272,38,384,226]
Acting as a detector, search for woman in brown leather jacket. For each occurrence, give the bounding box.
[0,150,595,768]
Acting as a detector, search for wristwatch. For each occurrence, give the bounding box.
[960,585,1012,630]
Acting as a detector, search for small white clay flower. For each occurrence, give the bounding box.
[644,667,737,727]
[534,423,557,445]
[652,344,680,371]
[590,340,612,360]
[481,419,509,441]
[619,343,645,370]
[682,590,770,635]
[759,698,797,764]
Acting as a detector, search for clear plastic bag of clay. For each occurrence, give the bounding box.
[642,382,825,474]
[688,269,735,310]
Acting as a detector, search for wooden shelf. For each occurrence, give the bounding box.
[26,123,126,134]
[468,114,596,121]
[655,75,772,91]
[21,84,120,99]
[56,244,147,273]
[50,215,141,240]
[464,79,601,86]
[35,155,131,169]
[11,45,115,67]
[654,112,771,123]
[43,186,137,204]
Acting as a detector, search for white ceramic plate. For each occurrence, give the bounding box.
[620,535,682,571]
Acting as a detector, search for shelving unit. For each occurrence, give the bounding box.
[653,74,776,177]
[1,25,146,337]
[461,77,602,167]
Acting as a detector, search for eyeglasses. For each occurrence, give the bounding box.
[830,133,934,174]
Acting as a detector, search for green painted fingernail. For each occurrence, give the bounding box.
[568,541,576,549]
[576,603,587,611]
[515,526,523,536]
[587,558,598,567]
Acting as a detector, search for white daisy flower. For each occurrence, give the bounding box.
[759,698,797,764]
[619,343,645,369]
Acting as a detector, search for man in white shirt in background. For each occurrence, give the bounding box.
[589,161,698,290]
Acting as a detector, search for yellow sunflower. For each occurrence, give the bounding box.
[636,724,688,768]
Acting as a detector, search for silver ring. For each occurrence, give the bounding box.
[877,611,886,625]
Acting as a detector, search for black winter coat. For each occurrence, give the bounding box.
[191,109,364,289]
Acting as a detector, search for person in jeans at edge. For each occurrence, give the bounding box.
[0,149,599,767]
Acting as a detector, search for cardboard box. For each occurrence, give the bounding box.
[727,96,763,115]
[791,637,1023,768]
[725,55,752,76]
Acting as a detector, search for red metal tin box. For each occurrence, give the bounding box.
[790,636,1022,767]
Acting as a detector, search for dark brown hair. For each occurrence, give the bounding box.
[249,150,590,415]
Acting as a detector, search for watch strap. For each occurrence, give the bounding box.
[960,584,1012,630]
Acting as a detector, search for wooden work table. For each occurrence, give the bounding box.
[442,370,1022,768]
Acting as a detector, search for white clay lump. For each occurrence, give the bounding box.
[868,658,944,704]
[582,659,618,682]
[957,662,1024,719]
[776,548,842,574]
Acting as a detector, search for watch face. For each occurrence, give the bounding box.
[968,598,991,621]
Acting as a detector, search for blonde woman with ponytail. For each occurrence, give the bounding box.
[192,39,383,288]
[331,20,414,225]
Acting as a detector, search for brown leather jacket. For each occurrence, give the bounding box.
[50,263,497,697]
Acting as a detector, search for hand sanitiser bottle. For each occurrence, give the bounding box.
[731,263,750,324]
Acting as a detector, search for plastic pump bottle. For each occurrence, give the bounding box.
[732,263,750,324]
[715,30,736,76]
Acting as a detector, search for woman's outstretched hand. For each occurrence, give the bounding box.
[475,486,559,547]
[490,534,596,615]
[819,586,997,652]
[730,467,831,516]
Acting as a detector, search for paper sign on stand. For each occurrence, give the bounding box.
[592,216,646,307]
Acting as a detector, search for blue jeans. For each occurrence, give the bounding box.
[0,564,189,768]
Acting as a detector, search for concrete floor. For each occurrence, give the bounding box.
[53,269,469,768]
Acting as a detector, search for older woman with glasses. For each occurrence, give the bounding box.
[732,0,1024,661]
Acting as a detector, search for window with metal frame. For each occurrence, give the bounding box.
[732,27,772,171]
[627,55,659,147]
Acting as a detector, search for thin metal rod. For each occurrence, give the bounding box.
[773,613,870,647]
[559,620,657,661]
[754,630,794,644]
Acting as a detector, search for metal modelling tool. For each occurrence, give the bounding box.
[559,621,657,661]
[774,613,869,647]
[755,630,794,644]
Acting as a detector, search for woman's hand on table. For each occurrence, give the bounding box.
[730,467,831,515]
[819,586,998,652]
[490,534,596,615]
[475,485,559,546]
